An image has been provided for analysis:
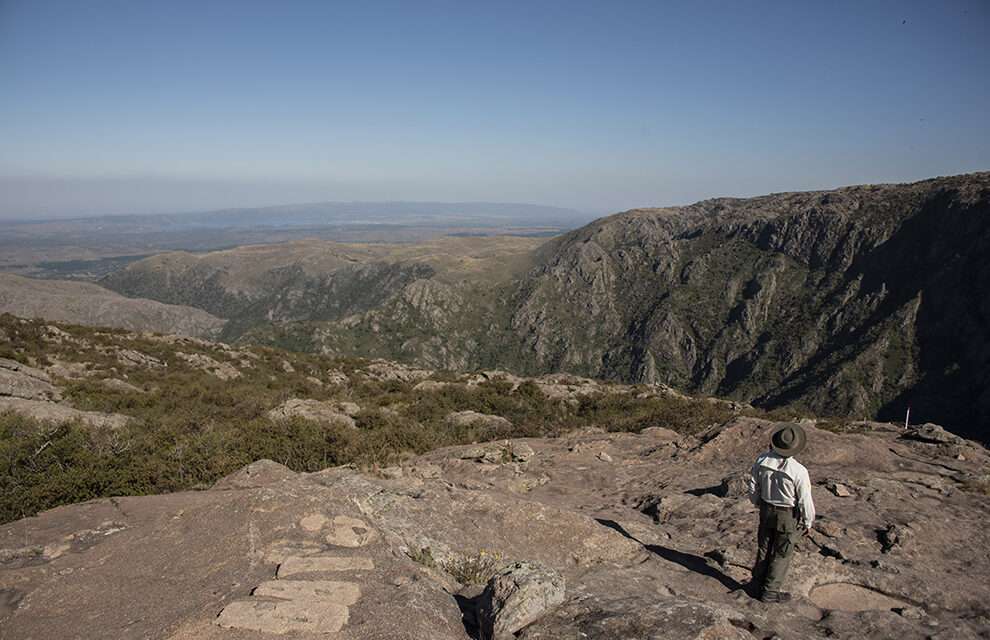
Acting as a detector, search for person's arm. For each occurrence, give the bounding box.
[748,461,761,506]
[795,468,816,530]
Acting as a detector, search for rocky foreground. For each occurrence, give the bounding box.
[2,417,988,639]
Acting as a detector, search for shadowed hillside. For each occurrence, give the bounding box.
[510,173,990,440]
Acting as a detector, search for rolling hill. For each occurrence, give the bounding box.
[0,273,225,338]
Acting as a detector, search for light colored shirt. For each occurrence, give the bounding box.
[748,450,815,530]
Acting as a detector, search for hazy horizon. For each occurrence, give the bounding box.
[2,1,988,220]
[5,171,990,224]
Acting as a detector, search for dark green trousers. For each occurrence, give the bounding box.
[752,502,798,593]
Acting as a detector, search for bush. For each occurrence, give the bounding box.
[442,549,505,585]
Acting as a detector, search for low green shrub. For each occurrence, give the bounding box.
[0,314,818,525]
[406,546,437,569]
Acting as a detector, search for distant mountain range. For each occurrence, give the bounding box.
[3,173,988,439]
[4,200,593,232]
[162,201,593,229]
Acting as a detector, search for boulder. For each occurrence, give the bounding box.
[115,349,166,369]
[413,380,450,392]
[463,370,524,389]
[509,441,536,463]
[457,440,534,465]
[635,493,692,523]
[894,605,927,620]
[0,358,136,427]
[362,360,431,382]
[636,494,665,522]
[211,459,297,490]
[879,523,911,553]
[717,470,750,498]
[446,410,513,435]
[176,352,239,380]
[825,480,854,497]
[815,519,845,538]
[267,399,357,428]
[479,562,565,640]
[0,358,61,401]
[459,445,506,465]
[0,397,130,429]
[902,423,964,445]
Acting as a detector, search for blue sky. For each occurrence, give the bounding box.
[1,0,988,218]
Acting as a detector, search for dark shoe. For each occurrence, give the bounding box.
[760,590,792,603]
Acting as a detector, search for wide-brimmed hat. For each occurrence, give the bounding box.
[770,423,807,457]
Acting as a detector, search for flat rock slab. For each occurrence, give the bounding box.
[299,513,329,532]
[0,358,60,401]
[325,515,379,548]
[216,599,349,634]
[0,397,131,429]
[809,582,908,612]
[277,555,375,578]
[522,599,753,640]
[253,579,361,605]
[262,539,325,564]
[4,417,990,640]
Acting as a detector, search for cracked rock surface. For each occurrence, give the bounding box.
[1,417,988,639]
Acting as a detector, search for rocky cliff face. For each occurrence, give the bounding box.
[510,173,990,440]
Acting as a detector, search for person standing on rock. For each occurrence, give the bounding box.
[748,422,815,603]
